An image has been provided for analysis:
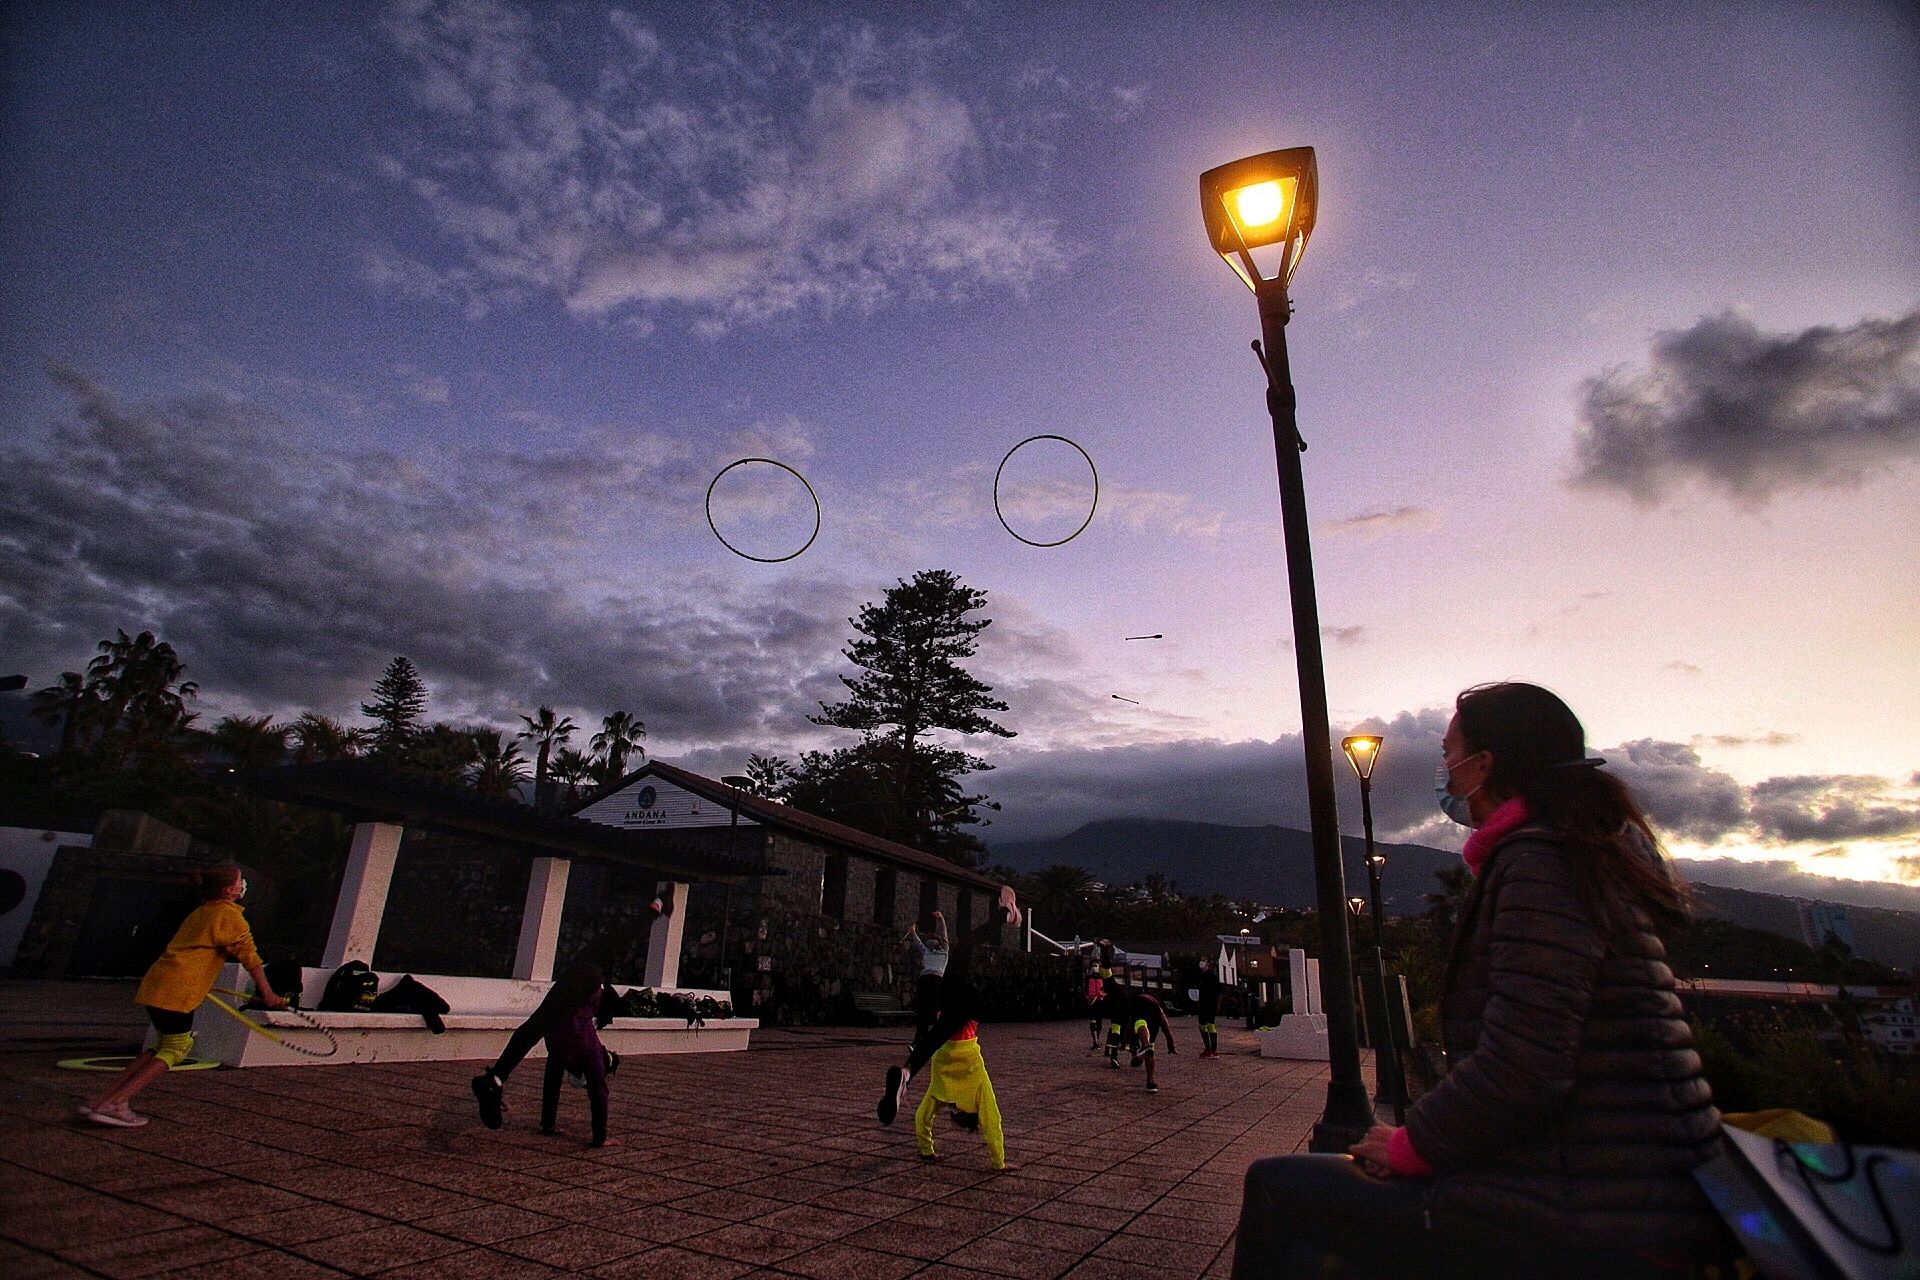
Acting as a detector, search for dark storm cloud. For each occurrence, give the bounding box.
[983,719,1778,853]
[1678,856,1920,913]
[0,368,853,742]
[1606,739,1751,842]
[1748,774,1920,843]
[1571,309,1920,505]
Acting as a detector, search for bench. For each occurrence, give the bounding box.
[183,965,757,1067]
[851,991,916,1027]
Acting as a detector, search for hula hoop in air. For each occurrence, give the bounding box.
[705,458,822,563]
[993,434,1098,547]
[58,1056,219,1071]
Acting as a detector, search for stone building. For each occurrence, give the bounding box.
[568,761,1076,1024]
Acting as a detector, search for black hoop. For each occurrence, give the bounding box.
[993,434,1098,547]
[705,458,822,563]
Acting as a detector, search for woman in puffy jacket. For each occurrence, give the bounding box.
[1232,682,1727,1278]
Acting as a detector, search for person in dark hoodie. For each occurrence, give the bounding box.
[1231,683,1726,1279]
[471,896,661,1134]
[1195,957,1223,1057]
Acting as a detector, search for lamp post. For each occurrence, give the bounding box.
[1342,733,1404,1122]
[1202,146,1371,1149]
[719,774,753,993]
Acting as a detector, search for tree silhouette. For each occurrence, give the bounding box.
[30,671,102,754]
[517,706,577,807]
[469,728,529,798]
[361,656,427,757]
[207,714,290,772]
[288,712,362,763]
[806,569,1014,860]
[591,709,646,778]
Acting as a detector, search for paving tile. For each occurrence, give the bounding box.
[290,1222,469,1273]
[495,1224,654,1269]
[940,1235,1084,1279]
[585,1244,755,1278]
[679,1221,817,1265]
[409,1202,565,1244]
[774,1240,927,1280]
[146,1249,350,1279]
[52,1223,262,1279]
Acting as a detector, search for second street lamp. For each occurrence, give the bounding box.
[1342,733,1404,1122]
[1201,146,1371,1149]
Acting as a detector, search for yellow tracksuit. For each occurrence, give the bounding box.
[913,1037,1005,1169]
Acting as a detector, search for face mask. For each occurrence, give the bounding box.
[236,878,249,900]
[1434,757,1483,827]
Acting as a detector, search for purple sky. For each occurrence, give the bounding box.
[3,1,1917,889]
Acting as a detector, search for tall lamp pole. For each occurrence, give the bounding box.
[1201,147,1371,1149]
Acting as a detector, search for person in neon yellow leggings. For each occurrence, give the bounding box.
[78,863,285,1127]
[913,1020,1006,1170]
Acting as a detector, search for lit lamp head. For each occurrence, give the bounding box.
[1340,734,1383,781]
[1348,896,1367,916]
[1200,147,1318,293]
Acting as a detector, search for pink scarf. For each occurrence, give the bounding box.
[1461,796,1530,876]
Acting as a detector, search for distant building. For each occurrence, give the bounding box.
[1862,998,1918,1056]
[1797,900,1858,955]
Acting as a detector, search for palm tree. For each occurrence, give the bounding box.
[207,714,290,772]
[586,754,626,791]
[30,671,103,754]
[591,710,646,777]
[517,706,577,808]
[469,728,529,799]
[288,712,362,763]
[1425,863,1474,932]
[550,747,593,803]
[85,629,198,765]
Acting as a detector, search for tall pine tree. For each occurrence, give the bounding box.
[361,656,427,759]
[805,569,1014,863]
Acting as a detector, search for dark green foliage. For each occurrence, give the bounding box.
[1693,1012,1920,1148]
[803,570,1014,863]
[360,656,427,756]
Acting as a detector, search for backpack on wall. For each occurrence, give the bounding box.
[318,960,380,1012]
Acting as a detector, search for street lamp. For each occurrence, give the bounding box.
[1202,146,1370,1150]
[1342,733,1403,1121]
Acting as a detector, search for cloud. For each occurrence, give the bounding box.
[369,1,1091,329]
[0,367,860,749]
[1679,856,1920,912]
[1571,308,1920,505]
[1320,506,1439,540]
[1692,731,1799,750]
[1748,774,1920,843]
[1606,739,1750,842]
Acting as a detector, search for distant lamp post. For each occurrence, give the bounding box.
[1341,732,1404,1121]
[1203,146,1369,1149]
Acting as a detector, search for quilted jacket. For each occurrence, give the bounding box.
[1407,826,1726,1257]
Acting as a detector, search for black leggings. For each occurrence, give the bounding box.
[491,964,603,1081]
[1231,1155,1661,1280]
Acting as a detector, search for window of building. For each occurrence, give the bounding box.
[954,886,973,940]
[873,868,897,927]
[919,877,938,927]
[821,854,848,920]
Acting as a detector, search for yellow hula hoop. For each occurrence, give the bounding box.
[206,989,340,1059]
[57,1055,219,1071]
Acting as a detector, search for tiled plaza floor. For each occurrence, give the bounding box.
[1,980,1348,1278]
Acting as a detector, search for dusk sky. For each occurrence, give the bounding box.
[4,2,1917,898]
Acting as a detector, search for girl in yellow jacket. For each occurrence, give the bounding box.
[78,863,284,1128]
[913,1023,1006,1170]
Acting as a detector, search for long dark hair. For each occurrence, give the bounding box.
[1455,682,1690,934]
